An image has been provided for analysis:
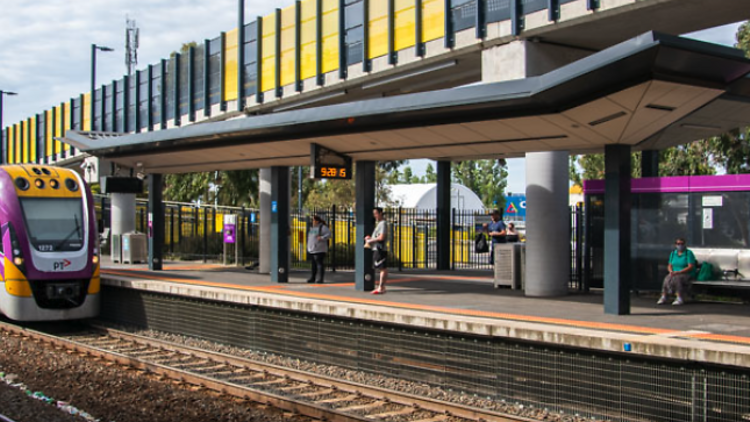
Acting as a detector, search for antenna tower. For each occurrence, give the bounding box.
[125,17,139,76]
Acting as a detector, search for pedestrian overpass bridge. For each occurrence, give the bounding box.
[3,0,750,316]
[2,0,749,169]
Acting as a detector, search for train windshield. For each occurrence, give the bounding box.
[20,198,84,252]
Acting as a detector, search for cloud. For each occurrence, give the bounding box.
[0,0,278,126]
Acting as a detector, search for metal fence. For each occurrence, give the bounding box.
[95,195,587,286]
[290,207,496,272]
[95,196,261,265]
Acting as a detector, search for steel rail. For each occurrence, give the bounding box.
[0,321,536,422]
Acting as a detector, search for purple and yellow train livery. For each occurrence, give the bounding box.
[0,165,100,321]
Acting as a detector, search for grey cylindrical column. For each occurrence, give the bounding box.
[111,193,136,236]
[525,151,570,297]
[259,168,272,274]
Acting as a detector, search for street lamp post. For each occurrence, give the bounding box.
[0,90,19,164]
[91,44,114,131]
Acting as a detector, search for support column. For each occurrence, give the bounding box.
[355,161,375,291]
[436,161,451,271]
[641,150,659,178]
[525,151,570,297]
[604,144,632,315]
[111,193,136,236]
[148,174,164,271]
[259,168,272,273]
[270,166,289,283]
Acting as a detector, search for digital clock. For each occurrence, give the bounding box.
[316,166,349,179]
[310,144,352,180]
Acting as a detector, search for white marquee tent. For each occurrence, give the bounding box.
[386,183,485,210]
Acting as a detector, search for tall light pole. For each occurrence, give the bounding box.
[0,90,18,164]
[91,44,114,131]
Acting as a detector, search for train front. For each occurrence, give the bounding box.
[0,165,100,321]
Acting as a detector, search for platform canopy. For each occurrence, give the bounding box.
[62,32,750,174]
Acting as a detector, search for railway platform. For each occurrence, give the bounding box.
[100,260,750,369]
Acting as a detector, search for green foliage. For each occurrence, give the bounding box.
[423,163,437,183]
[659,141,715,176]
[163,170,259,207]
[452,160,508,209]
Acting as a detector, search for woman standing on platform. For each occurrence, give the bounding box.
[307,215,331,284]
[658,237,696,306]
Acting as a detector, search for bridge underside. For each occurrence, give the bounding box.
[66,33,750,174]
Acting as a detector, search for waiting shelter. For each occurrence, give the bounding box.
[63,32,750,315]
[585,174,750,296]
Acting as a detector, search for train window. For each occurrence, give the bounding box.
[19,198,84,252]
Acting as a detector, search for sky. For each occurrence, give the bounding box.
[0,1,744,192]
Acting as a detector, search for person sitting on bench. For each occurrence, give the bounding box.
[658,237,696,306]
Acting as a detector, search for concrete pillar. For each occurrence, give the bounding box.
[111,193,136,236]
[481,40,592,83]
[259,168,272,274]
[148,174,164,271]
[604,144,632,315]
[436,161,451,271]
[355,161,375,291]
[270,167,289,283]
[525,151,570,297]
[483,40,585,297]
[641,150,659,178]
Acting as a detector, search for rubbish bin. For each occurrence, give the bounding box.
[122,232,147,264]
[494,243,524,289]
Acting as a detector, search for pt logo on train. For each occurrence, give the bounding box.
[53,259,72,271]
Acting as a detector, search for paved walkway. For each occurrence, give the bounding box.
[102,260,750,347]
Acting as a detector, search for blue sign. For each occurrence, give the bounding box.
[504,195,526,218]
[272,201,278,213]
[250,213,257,223]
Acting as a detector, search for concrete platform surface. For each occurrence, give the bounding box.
[101,260,750,369]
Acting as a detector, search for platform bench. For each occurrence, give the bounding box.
[690,248,750,299]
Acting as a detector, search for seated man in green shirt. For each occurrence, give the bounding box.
[658,237,696,306]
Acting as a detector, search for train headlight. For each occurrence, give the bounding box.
[13,257,23,267]
[14,178,29,191]
[50,179,60,189]
[92,255,99,265]
[34,179,45,189]
[65,178,79,192]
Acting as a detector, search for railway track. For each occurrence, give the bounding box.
[0,321,534,422]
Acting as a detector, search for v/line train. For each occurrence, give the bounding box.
[0,165,100,321]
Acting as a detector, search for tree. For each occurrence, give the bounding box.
[705,22,750,175]
[452,160,508,209]
[423,163,437,183]
[164,170,259,207]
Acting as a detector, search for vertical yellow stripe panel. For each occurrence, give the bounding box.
[30,116,36,163]
[300,0,317,81]
[83,93,92,131]
[369,0,389,59]
[63,101,71,151]
[280,5,297,87]
[422,0,445,42]
[395,0,416,51]
[55,105,62,156]
[22,120,28,163]
[7,126,13,164]
[45,110,53,158]
[320,0,339,74]
[14,124,20,164]
[224,28,239,102]
[261,13,277,93]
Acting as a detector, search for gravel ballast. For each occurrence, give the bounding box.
[0,330,311,422]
